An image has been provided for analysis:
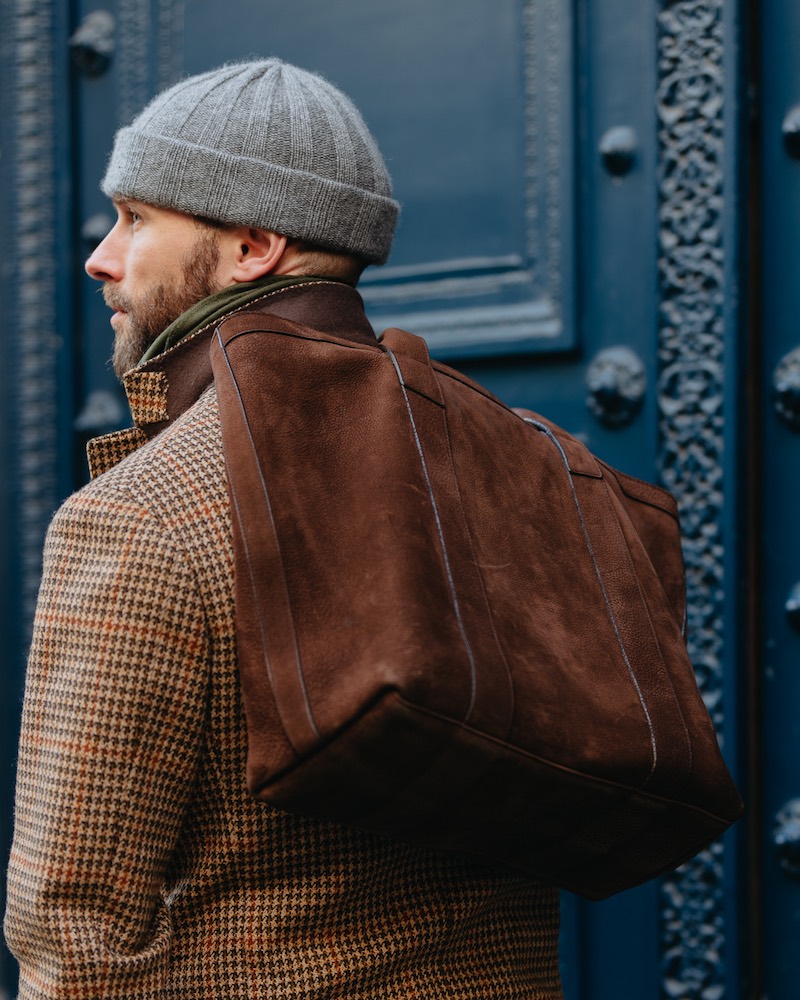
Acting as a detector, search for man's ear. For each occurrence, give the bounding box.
[221,227,289,283]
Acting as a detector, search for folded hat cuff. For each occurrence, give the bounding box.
[101,129,400,265]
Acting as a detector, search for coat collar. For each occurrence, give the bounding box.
[87,280,377,480]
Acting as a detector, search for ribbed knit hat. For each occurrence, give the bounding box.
[101,60,399,264]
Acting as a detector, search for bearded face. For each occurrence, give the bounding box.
[103,224,223,378]
[85,200,230,379]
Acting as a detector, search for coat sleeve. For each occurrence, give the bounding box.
[4,486,211,999]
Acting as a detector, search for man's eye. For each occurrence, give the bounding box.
[130,211,141,224]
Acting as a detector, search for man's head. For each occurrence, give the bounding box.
[86,59,399,375]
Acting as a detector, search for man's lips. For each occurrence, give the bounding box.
[103,289,129,327]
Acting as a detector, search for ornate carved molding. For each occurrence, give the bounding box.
[8,0,60,622]
[656,2,729,997]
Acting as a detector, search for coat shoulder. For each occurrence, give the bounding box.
[53,387,231,594]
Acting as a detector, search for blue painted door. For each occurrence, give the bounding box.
[1,0,751,996]
[757,0,800,992]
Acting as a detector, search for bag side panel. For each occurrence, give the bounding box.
[212,326,481,788]
[435,377,661,786]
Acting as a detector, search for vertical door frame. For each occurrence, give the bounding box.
[741,0,763,992]
[751,0,800,991]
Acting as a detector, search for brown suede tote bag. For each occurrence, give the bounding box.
[210,311,743,900]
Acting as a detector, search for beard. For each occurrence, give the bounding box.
[106,226,222,378]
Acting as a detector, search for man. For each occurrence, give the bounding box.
[4,60,562,997]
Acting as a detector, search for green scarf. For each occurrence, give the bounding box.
[139,275,332,364]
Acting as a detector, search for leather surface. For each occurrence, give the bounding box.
[210,308,743,899]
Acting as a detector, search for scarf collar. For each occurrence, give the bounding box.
[139,274,330,364]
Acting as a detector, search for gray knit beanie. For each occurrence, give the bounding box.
[101,60,399,264]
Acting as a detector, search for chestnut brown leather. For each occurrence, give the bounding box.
[210,305,743,900]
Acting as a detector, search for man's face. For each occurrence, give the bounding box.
[86,199,224,377]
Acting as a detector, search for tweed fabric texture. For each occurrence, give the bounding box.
[124,371,169,424]
[101,60,399,264]
[86,426,148,480]
[5,289,562,998]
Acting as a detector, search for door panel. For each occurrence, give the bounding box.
[758,0,800,992]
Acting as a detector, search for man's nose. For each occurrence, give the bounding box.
[85,225,124,282]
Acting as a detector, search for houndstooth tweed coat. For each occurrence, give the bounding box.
[4,281,562,999]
